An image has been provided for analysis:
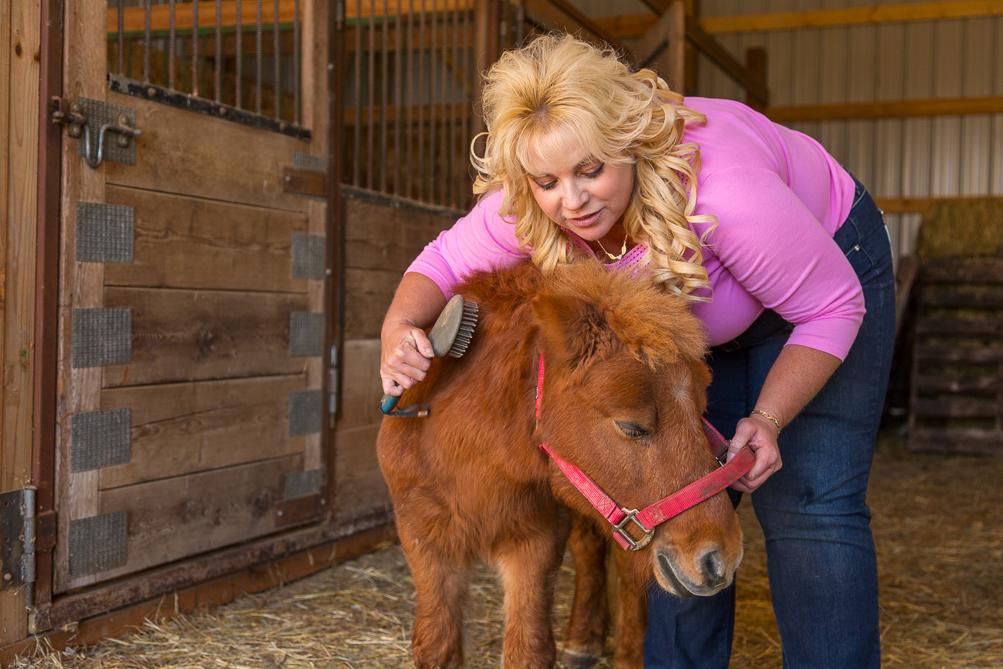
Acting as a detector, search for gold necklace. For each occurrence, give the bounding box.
[596,233,628,261]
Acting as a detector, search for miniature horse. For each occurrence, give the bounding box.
[376,261,744,668]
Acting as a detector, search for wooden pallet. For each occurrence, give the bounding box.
[907,257,1003,455]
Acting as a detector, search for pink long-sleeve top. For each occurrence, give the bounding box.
[407,97,864,360]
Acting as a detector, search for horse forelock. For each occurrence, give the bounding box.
[452,260,706,381]
[536,262,707,370]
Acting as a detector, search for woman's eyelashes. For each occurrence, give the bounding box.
[533,163,605,191]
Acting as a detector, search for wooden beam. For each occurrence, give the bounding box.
[744,46,767,111]
[894,254,918,339]
[596,2,1003,39]
[593,13,652,39]
[536,0,627,54]
[107,0,474,34]
[767,96,1003,123]
[685,17,768,107]
[636,1,682,80]
[874,195,1003,215]
[701,1,1003,35]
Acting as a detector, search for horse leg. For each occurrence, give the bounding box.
[610,548,648,669]
[493,527,566,669]
[561,514,609,668]
[399,523,469,669]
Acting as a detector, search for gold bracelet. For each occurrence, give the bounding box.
[751,408,782,434]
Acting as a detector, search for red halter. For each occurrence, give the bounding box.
[535,353,756,551]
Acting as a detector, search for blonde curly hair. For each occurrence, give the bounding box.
[471,33,715,300]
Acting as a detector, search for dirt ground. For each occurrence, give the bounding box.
[10,430,1003,668]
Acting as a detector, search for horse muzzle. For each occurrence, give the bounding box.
[653,544,742,597]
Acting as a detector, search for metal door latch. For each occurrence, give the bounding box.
[51,97,141,169]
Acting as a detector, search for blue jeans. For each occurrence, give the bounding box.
[644,179,895,669]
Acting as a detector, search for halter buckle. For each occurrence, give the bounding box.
[613,508,655,551]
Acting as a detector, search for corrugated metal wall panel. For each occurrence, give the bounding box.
[844,0,877,187]
[961,18,993,195]
[931,20,963,197]
[692,0,1001,260]
[991,16,1003,194]
[819,1,849,162]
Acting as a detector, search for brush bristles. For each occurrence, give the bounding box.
[447,302,479,358]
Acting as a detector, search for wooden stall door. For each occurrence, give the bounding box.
[53,3,330,593]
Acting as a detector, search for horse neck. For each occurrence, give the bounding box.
[449,298,548,481]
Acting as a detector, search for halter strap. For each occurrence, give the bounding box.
[535,353,755,550]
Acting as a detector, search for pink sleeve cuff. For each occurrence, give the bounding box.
[786,311,865,361]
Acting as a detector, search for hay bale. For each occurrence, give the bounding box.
[917,198,1003,260]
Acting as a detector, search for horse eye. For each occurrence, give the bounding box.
[614,420,650,440]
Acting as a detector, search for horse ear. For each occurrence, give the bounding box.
[532,292,616,370]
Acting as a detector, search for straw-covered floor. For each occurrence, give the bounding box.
[12,432,1003,668]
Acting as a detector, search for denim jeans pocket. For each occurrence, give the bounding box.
[844,233,876,279]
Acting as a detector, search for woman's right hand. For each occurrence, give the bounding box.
[380,320,435,396]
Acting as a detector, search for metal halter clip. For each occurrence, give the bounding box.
[613,508,655,551]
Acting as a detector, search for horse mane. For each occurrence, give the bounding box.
[396,260,706,419]
[460,260,706,370]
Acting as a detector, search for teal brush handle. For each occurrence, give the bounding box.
[380,393,400,415]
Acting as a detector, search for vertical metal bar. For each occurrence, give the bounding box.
[380,0,389,192]
[215,0,222,102]
[443,1,451,204]
[274,0,281,119]
[127,36,135,79]
[354,6,363,186]
[450,1,460,208]
[237,0,243,107]
[395,0,403,197]
[462,2,471,210]
[417,0,426,202]
[294,0,301,125]
[516,0,524,47]
[256,0,263,115]
[329,0,349,436]
[144,0,151,83]
[117,0,125,75]
[193,0,200,96]
[405,0,415,199]
[169,0,177,89]
[367,0,376,190]
[428,0,437,203]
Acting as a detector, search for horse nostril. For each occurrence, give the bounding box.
[700,549,726,587]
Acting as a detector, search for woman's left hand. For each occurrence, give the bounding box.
[726,415,783,493]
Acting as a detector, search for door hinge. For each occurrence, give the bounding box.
[0,488,37,606]
[50,96,141,169]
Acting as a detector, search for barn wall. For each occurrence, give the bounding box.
[334,189,459,528]
[695,0,1003,262]
[0,0,40,646]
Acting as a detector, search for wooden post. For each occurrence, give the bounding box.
[1,0,44,646]
[635,0,685,92]
[745,46,768,110]
[684,0,699,95]
[472,0,500,136]
[666,0,685,92]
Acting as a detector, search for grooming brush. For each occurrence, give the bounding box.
[380,294,479,416]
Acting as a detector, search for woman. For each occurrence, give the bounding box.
[380,34,893,668]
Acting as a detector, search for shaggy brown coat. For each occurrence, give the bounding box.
[377,260,743,669]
